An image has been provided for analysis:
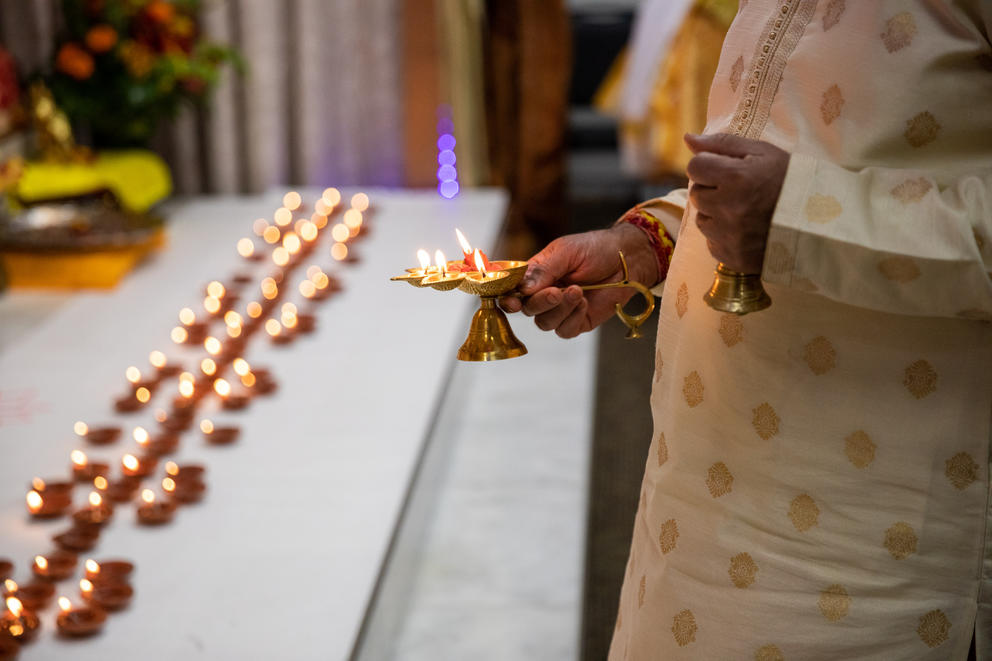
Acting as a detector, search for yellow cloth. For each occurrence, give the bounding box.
[14,150,172,214]
[595,1,736,179]
[611,1,992,659]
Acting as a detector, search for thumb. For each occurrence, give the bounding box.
[518,240,575,295]
[684,132,756,158]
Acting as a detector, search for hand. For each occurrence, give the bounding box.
[498,223,658,338]
[684,133,790,274]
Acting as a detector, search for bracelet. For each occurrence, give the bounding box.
[615,205,676,284]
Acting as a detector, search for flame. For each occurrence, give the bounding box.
[179,308,196,326]
[207,281,226,298]
[455,228,472,254]
[246,301,263,318]
[141,489,155,504]
[283,191,302,211]
[322,187,341,206]
[179,371,195,383]
[213,378,232,397]
[200,358,218,376]
[241,372,257,388]
[226,325,241,339]
[122,454,139,472]
[59,596,71,612]
[233,358,251,376]
[331,223,350,243]
[149,350,167,368]
[32,477,45,490]
[351,192,370,211]
[343,209,362,230]
[125,366,141,383]
[171,326,189,344]
[165,461,179,476]
[88,491,102,507]
[71,450,88,467]
[237,237,255,258]
[417,249,431,272]
[7,596,23,617]
[331,243,349,260]
[200,419,215,434]
[34,556,48,572]
[253,218,269,236]
[299,222,318,242]
[224,311,243,328]
[281,312,298,328]
[79,579,93,594]
[74,421,88,436]
[204,337,222,356]
[4,579,16,593]
[312,272,330,290]
[265,319,282,337]
[263,225,281,244]
[133,426,149,444]
[300,280,317,298]
[204,296,222,314]
[435,250,447,276]
[274,207,293,227]
[473,249,486,275]
[261,278,278,300]
[282,302,298,315]
[94,476,108,490]
[135,387,151,403]
[26,490,42,511]
[283,233,302,254]
[162,477,176,493]
[85,559,99,574]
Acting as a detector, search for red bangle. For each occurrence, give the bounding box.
[616,206,676,284]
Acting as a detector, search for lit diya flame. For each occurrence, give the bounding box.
[246,301,263,318]
[5,579,16,594]
[71,451,88,468]
[237,237,255,258]
[200,419,215,434]
[351,192,370,212]
[178,380,194,398]
[207,281,226,299]
[165,462,179,477]
[26,490,42,512]
[265,319,282,337]
[263,225,281,244]
[88,492,103,508]
[125,366,141,384]
[233,358,251,377]
[149,350,167,369]
[225,311,243,328]
[204,295,222,315]
[299,280,317,298]
[141,489,155,505]
[162,477,176,494]
[132,426,149,446]
[213,378,232,398]
[74,421,88,436]
[85,559,99,575]
[241,372,257,388]
[135,387,151,403]
[322,187,342,207]
[79,579,93,595]
[283,191,302,211]
[179,308,196,326]
[58,596,71,612]
[31,477,45,491]
[474,249,488,277]
[93,476,108,490]
[201,358,217,376]
[435,250,447,276]
[312,271,330,290]
[456,228,492,270]
[417,249,431,274]
[34,557,48,573]
[7,596,23,618]
[122,454,140,473]
[204,337,222,356]
[171,326,188,344]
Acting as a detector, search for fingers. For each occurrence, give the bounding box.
[686,151,738,187]
[688,183,721,217]
[555,297,590,339]
[498,293,522,313]
[518,238,578,295]
[530,286,583,331]
[684,132,758,158]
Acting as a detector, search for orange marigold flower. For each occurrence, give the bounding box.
[85,24,118,53]
[119,40,154,78]
[146,1,175,24]
[56,43,95,80]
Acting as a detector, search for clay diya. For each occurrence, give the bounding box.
[121,454,156,479]
[136,490,176,526]
[25,488,71,519]
[0,634,17,660]
[70,452,109,482]
[0,598,38,643]
[79,579,132,612]
[200,420,239,445]
[162,477,206,505]
[2,581,53,613]
[52,526,100,553]
[73,423,121,446]
[72,492,113,527]
[84,560,133,585]
[0,563,10,582]
[164,462,205,481]
[31,551,77,582]
[55,597,106,637]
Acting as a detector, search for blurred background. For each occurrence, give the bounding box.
[0,1,734,658]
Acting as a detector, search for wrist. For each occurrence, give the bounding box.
[610,222,662,287]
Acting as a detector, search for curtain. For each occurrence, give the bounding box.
[0,0,404,194]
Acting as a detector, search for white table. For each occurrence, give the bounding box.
[0,189,594,660]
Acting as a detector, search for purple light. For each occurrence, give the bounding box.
[436,134,456,151]
[437,164,457,182]
[437,149,456,166]
[436,117,455,134]
[439,180,460,199]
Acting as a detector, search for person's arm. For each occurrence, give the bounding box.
[763,156,992,320]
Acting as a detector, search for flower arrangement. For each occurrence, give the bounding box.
[46,0,239,148]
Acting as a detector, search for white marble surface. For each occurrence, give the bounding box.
[377,321,596,661]
[0,188,510,660]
